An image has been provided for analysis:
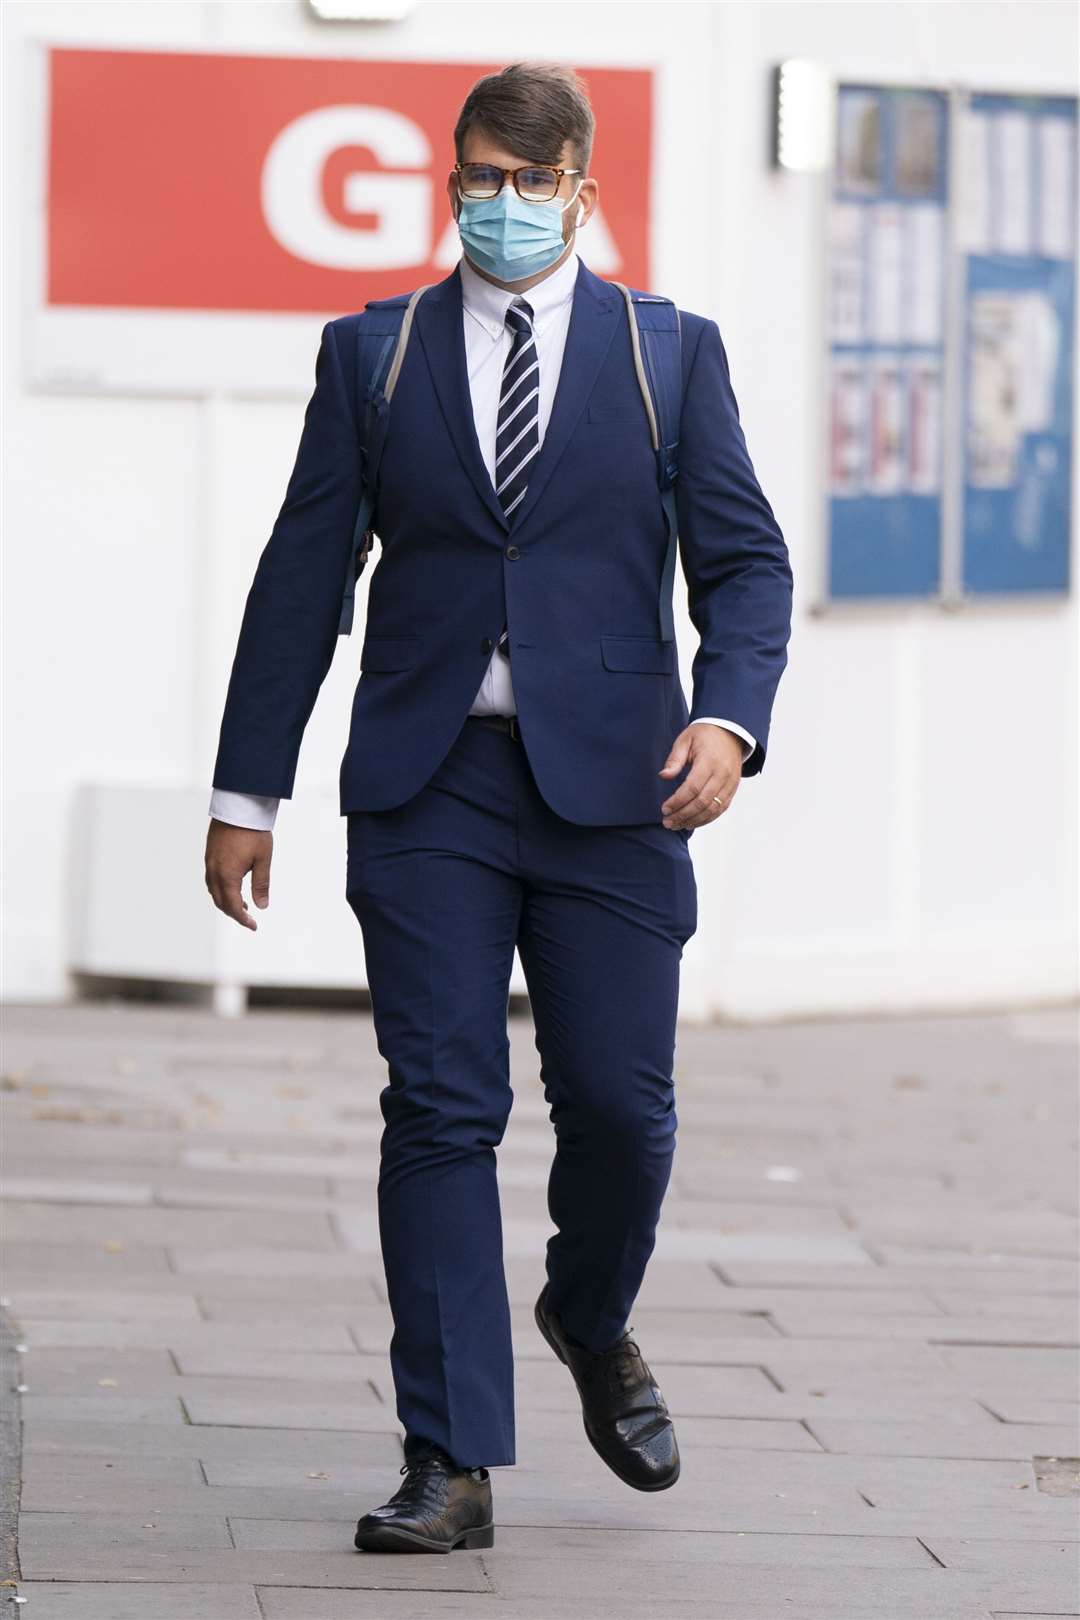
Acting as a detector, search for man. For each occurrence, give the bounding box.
[206,62,792,1554]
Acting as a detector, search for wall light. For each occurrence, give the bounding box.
[772,60,835,173]
[305,0,414,19]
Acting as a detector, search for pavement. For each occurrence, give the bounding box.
[0,998,1077,1620]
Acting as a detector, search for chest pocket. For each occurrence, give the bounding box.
[588,403,645,424]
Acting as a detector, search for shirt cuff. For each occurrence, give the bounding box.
[209,789,280,831]
[690,718,756,761]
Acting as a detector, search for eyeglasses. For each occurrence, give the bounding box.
[454,162,582,203]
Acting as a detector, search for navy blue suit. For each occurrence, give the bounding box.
[212,258,792,1469]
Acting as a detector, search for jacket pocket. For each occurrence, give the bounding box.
[360,635,420,671]
[600,634,676,674]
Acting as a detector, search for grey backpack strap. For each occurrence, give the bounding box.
[338,283,434,636]
[384,282,431,398]
[610,281,683,643]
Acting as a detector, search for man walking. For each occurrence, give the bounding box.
[205,62,792,1553]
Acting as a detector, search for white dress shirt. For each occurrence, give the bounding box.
[209,250,755,831]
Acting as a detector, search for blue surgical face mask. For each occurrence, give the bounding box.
[456,182,583,282]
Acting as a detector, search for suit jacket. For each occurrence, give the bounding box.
[211,258,793,826]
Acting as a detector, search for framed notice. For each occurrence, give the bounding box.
[956,91,1076,595]
[825,83,949,600]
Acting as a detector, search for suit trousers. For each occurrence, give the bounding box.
[344,713,698,1469]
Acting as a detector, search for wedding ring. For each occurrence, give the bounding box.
[712,794,725,807]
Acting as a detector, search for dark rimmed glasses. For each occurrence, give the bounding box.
[454,161,582,203]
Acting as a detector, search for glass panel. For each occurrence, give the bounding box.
[459,163,505,198]
[515,166,560,201]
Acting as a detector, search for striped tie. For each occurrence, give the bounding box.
[494,295,538,663]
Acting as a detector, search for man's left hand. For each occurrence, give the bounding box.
[658,724,743,830]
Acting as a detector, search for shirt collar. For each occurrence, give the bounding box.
[459,249,580,342]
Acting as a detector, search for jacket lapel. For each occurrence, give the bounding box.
[411,257,622,537]
[413,265,510,535]
[505,259,621,534]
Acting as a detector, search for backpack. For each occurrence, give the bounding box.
[337,280,683,641]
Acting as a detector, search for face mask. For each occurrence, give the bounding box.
[456,183,583,282]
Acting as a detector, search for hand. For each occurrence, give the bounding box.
[205,821,273,931]
[658,724,743,830]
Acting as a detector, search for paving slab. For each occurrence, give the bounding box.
[3,1269,385,1306]
[938,1345,1080,1394]
[169,1349,373,1380]
[15,1583,263,1618]
[20,1453,208,1488]
[17,1546,494,1592]
[716,1258,1080,1292]
[980,1395,1080,1424]
[254,1594,563,1620]
[1,1177,156,1205]
[178,1397,401,1433]
[14,1319,358,1352]
[3,1202,338,1249]
[765,1309,1078,1344]
[10,1345,176,1381]
[172,1371,389,1405]
[803,1418,1080,1460]
[17,1393,188,1426]
[3,1123,180,1165]
[168,1246,372,1277]
[476,1556,1013,1616]
[20,1419,402,1465]
[2,1241,174,1275]
[2,1290,202,1322]
[18,1509,233,1558]
[925,1536,1078,1571]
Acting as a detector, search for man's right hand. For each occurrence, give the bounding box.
[205,821,273,931]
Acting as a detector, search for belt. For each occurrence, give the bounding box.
[467,713,522,740]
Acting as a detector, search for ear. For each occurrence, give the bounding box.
[576,177,599,228]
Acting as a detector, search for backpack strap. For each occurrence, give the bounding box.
[610,283,683,643]
[338,283,434,635]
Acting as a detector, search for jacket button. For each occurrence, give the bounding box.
[480,637,493,653]
[505,544,521,559]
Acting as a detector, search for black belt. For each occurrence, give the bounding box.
[466,713,522,740]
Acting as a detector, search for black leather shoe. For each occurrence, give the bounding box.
[535,1282,680,1491]
[353,1444,494,1553]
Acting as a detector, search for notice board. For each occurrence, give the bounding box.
[824,82,1076,603]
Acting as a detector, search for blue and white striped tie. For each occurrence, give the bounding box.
[494,296,538,664]
[496,296,539,520]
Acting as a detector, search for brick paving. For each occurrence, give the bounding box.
[1,1000,1077,1619]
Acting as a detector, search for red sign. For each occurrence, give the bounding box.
[46,48,652,313]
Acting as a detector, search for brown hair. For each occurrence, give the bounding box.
[453,62,595,175]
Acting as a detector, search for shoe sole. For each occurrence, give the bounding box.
[534,1292,681,1493]
[354,1521,494,1553]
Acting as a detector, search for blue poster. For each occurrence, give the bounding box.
[960,93,1076,595]
[826,84,949,599]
